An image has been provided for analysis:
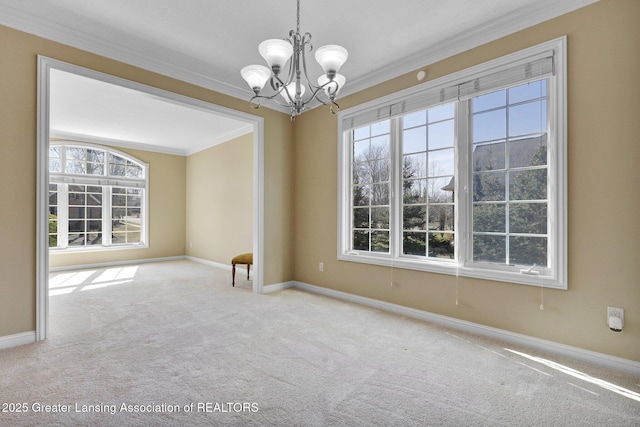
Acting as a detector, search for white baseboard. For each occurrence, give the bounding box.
[0,331,36,350]
[292,281,640,377]
[262,281,295,294]
[49,255,187,272]
[186,256,233,271]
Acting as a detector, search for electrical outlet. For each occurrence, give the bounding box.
[319,262,324,272]
[607,306,624,328]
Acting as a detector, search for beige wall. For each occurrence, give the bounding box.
[186,133,253,264]
[49,147,187,268]
[0,24,295,337]
[293,0,640,361]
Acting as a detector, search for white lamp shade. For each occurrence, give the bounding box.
[318,73,346,98]
[241,65,271,91]
[259,39,293,72]
[315,45,348,74]
[280,82,306,103]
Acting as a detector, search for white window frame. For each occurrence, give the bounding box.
[49,142,149,252]
[338,37,567,289]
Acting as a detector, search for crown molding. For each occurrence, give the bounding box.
[0,0,598,107]
[183,124,254,156]
[339,0,599,98]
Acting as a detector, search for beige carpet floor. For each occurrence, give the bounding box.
[0,259,638,426]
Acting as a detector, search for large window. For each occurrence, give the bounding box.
[338,38,567,288]
[48,143,148,251]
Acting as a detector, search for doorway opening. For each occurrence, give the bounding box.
[36,56,265,340]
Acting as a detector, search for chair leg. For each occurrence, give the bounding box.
[246,264,250,280]
[232,263,236,286]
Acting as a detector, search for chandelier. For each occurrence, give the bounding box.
[240,0,348,120]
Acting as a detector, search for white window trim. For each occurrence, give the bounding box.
[49,141,150,252]
[338,37,567,289]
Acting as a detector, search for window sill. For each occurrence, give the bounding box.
[49,243,148,254]
[337,252,566,289]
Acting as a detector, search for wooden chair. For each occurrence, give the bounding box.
[231,253,253,286]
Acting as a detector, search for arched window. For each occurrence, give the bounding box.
[48,142,148,250]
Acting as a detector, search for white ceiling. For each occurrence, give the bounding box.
[0,0,597,154]
[49,69,252,156]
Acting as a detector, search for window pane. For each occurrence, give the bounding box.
[473,235,506,263]
[428,205,454,231]
[371,231,389,253]
[110,163,126,176]
[427,177,452,203]
[509,169,547,200]
[67,147,86,160]
[428,232,454,259]
[473,90,506,113]
[353,161,370,185]
[66,161,86,174]
[49,146,61,158]
[86,163,104,175]
[68,207,84,219]
[87,220,102,231]
[371,120,390,137]
[87,233,102,246]
[428,103,454,123]
[112,232,127,245]
[473,204,506,233]
[403,127,426,154]
[126,208,141,219]
[68,233,85,246]
[428,148,454,176]
[127,232,141,244]
[403,205,426,230]
[403,154,426,178]
[87,194,102,206]
[353,126,370,141]
[508,80,547,104]
[371,183,389,205]
[403,231,426,256]
[510,236,547,267]
[353,185,370,206]
[87,149,104,162]
[403,110,426,128]
[370,159,390,183]
[87,207,102,219]
[403,179,426,204]
[370,135,389,158]
[509,136,547,168]
[473,108,506,143]
[473,172,505,202]
[127,165,143,178]
[428,120,454,149]
[353,208,369,228]
[353,230,369,251]
[353,139,369,160]
[473,142,505,171]
[127,195,141,207]
[49,159,61,173]
[508,100,547,137]
[112,194,127,207]
[68,220,84,232]
[371,207,389,229]
[510,202,547,234]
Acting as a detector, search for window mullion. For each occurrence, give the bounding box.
[389,117,402,260]
[103,186,111,246]
[59,184,69,249]
[456,100,470,266]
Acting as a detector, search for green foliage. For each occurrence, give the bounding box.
[48,213,58,247]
